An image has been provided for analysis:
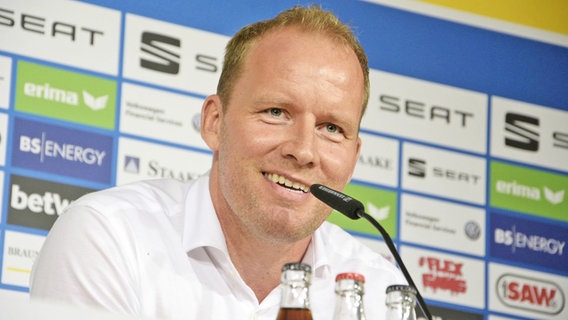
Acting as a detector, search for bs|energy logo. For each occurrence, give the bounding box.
[490,161,567,222]
[491,212,567,273]
[7,175,95,231]
[12,117,113,184]
[15,61,116,129]
[326,183,397,239]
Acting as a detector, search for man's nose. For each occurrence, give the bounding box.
[280,122,318,167]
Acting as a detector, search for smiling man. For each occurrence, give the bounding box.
[30,5,405,319]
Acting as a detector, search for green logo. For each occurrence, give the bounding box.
[15,61,116,129]
[490,161,567,222]
[326,183,398,239]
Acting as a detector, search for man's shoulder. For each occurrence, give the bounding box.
[317,221,397,271]
[68,177,204,218]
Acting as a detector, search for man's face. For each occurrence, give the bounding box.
[205,27,364,243]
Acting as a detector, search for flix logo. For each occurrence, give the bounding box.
[419,256,466,295]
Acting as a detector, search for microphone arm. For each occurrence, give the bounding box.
[310,184,433,320]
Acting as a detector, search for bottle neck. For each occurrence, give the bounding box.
[333,278,366,320]
[385,290,417,320]
[279,280,311,309]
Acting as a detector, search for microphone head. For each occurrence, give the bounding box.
[310,184,363,220]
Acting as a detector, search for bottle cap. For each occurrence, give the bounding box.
[282,262,311,273]
[335,272,365,282]
[386,284,417,294]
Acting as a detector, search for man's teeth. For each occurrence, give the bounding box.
[265,173,308,192]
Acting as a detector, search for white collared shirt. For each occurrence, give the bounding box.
[30,174,406,319]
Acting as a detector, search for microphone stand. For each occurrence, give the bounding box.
[355,209,433,320]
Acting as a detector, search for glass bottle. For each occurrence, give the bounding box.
[384,285,417,320]
[276,262,313,320]
[332,272,366,320]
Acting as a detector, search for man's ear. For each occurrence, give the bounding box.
[200,94,222,151]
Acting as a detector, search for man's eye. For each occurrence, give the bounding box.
[268,108,283,117]
[326,123,339,133]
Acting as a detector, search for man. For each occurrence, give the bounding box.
[30,5,406,319]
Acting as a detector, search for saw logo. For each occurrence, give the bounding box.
[23,82,109,111]
[496,273,565,315]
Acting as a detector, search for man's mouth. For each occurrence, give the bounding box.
[264,172,309,193]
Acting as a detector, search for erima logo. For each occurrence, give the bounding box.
[23,82,108,111]
[367,202,389,221]
[140,31,181,74]
[505,112,539,151]
[496,180,565,204]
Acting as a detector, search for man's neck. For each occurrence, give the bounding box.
[221,220,312,303]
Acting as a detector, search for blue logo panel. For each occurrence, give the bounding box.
[490,212,567,272]
[12,118,113,184]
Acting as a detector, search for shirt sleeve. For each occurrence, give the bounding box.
[29,204,141,315]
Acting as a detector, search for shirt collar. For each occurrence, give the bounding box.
[182,173,332,277]
[182,173,228,254]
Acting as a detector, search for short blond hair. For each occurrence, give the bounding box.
[217,4,370,116]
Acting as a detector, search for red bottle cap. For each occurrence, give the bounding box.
[335,272,365,282]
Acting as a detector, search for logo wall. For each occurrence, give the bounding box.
[0,1,566,320]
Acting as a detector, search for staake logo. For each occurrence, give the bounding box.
[140,31,181,74]
[496,273,565,315]
[123,155,201,181]
[7,175,95,231]
[352,133,399,188]
[16,61,116,129]
[124,155,140,174]
[491,161,568,222]
[419,256,467,295]
[12,117,113,184]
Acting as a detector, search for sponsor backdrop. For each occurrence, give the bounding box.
[0,0,567,319]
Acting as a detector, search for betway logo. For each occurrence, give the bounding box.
[497,274,565,315]
[496,180,565,205]
[19,134,106,166]
[7,174,95,230]
[11,184,70,215]
[24,82,109,111]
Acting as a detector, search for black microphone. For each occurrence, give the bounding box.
[310,183,433,320]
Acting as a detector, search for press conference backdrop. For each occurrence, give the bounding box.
[0,0,567,319]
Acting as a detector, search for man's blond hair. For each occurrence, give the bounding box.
[217,4,370,116]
